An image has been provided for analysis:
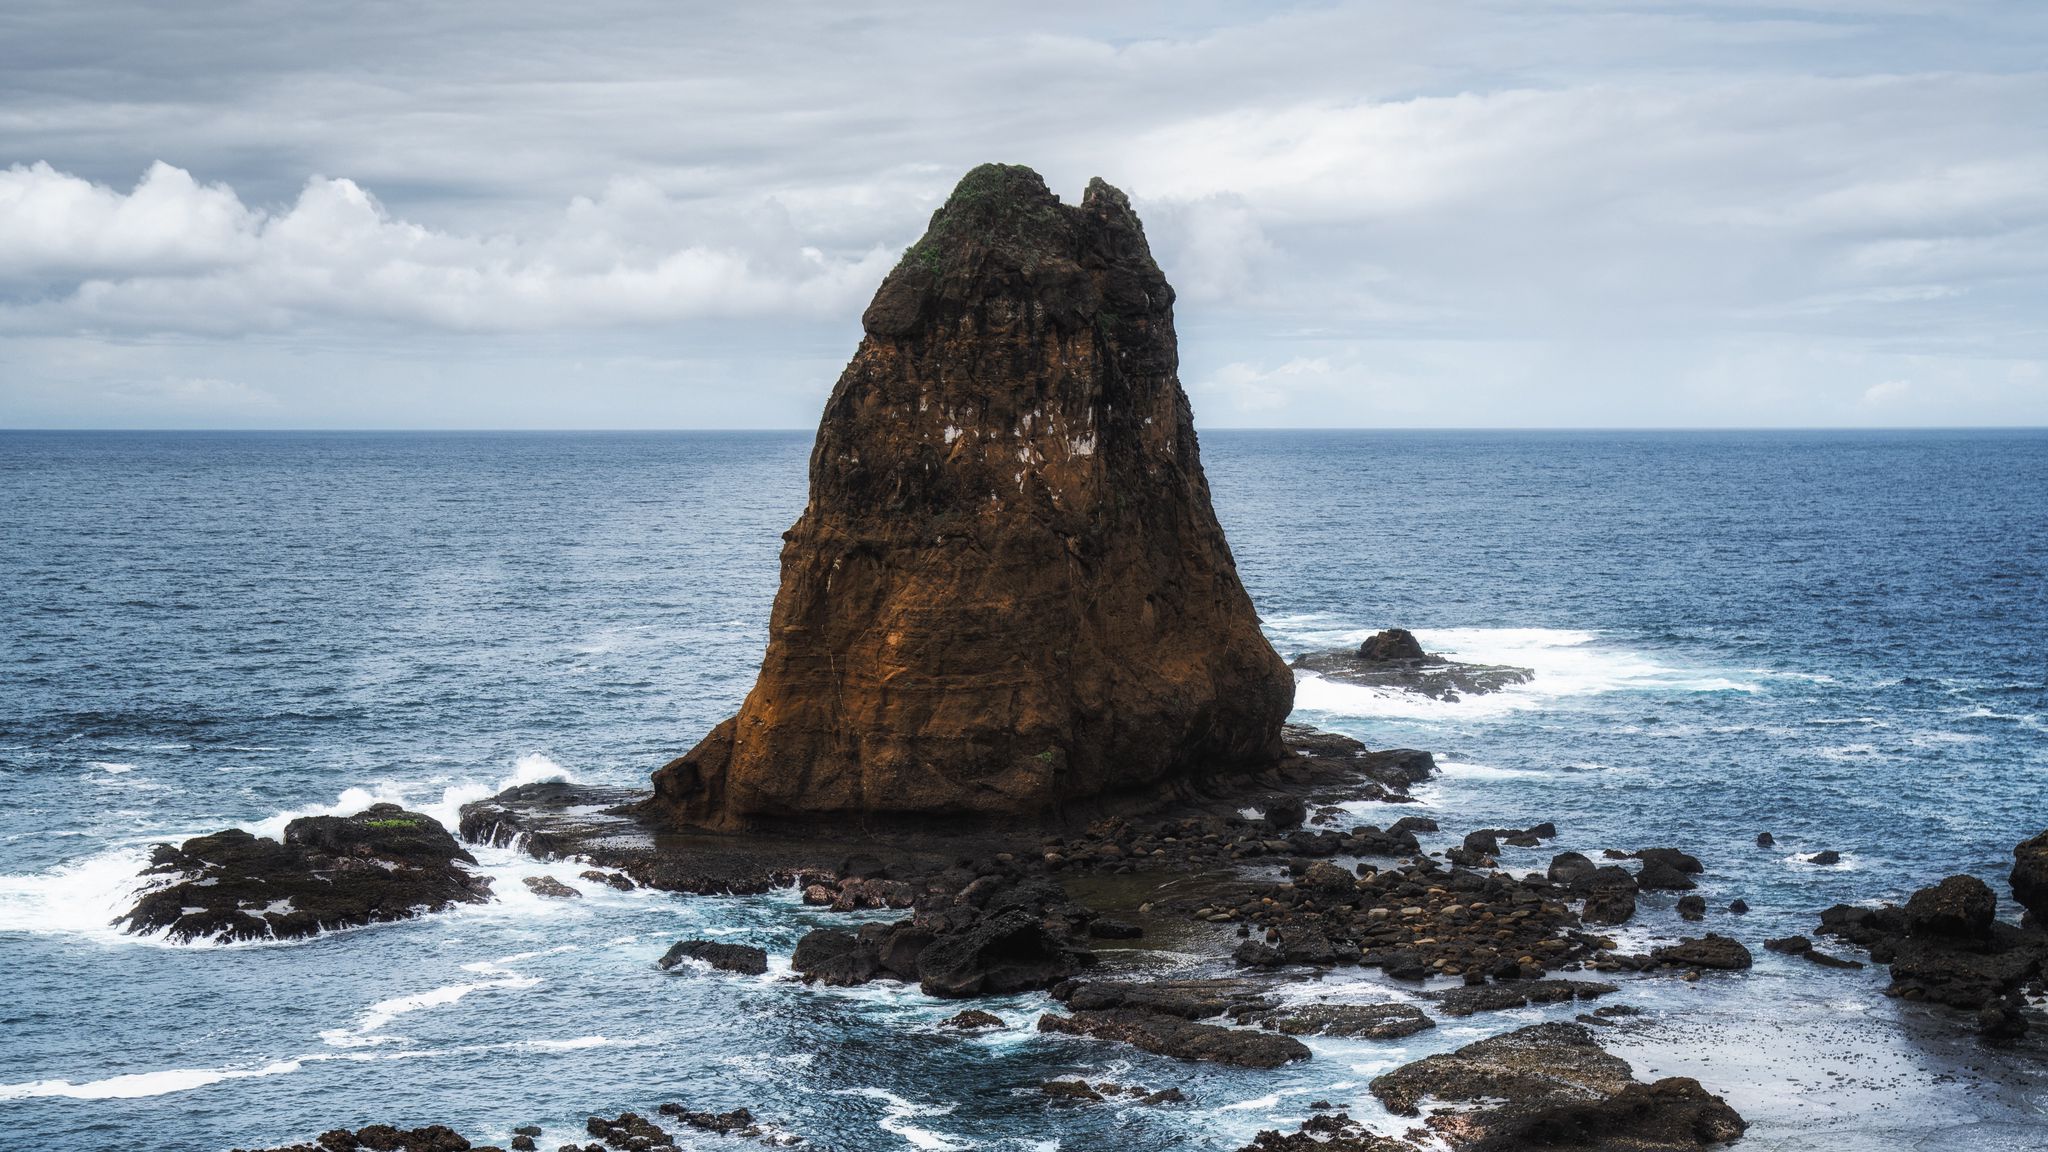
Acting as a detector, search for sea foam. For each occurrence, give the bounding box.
[0,753,581,946]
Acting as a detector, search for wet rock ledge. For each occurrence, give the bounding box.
[455,724,1435,894]
[1242,1022,1744,1152]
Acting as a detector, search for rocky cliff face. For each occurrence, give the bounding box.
[650,163,1294,830]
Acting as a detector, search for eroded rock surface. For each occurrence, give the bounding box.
[122,804,490,944]
[650,163,1293,830]
[1369,1022,1746,1150]
[1037,1008,1310,1068]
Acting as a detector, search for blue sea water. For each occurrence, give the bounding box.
[1,429,2045,1151]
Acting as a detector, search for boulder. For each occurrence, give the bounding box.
[658,939,769,976]
[1635,858,1698,892]
[648,164,1294,830]
[1548,851,1598,886]
[1635,848,1704,875]
[1357,628,1427,662]
[916,908,1088,997]
[1651,935,1753,971]
[1300,860,1358,895]
[1904,875,1997,942]
[120,805,491,944]
[790,928,883,987]
[521,876,579,899]
[2013,830,2048,924]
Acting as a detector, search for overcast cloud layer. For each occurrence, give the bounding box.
[2,1,2044,428]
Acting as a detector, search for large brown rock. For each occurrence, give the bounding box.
[650,164,1294,829]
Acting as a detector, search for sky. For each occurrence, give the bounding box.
[1,1,2044,429]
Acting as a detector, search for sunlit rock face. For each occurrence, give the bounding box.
[650,164,1294,830]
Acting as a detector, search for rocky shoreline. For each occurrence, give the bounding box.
[157,719,2048,1151]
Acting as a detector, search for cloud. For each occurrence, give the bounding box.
[1196,357,1336,414]
[0,1,2043,426]
[1862,379,1911,405]
[106,376,276,409]
[0,163,897,335]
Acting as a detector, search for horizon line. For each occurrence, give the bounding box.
[3,425,2045,435]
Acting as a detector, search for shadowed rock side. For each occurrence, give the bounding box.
[651,163,1294,830]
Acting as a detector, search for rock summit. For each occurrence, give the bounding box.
[651,163,1294,830]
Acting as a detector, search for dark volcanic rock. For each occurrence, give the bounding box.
[1905,875,1996,941]
[1651,935,1753,971]
[1634,858,1698,892]
[2014,829,2048,924]
[939,1009,1006,1029]
[235,1124,493,1152]
[917,908,1089,997]
[1819,879,2048,1038]
[1581,888,1638,927]
[1243,1002,1436,1039]
[1763,935,1864,970]
[122,804,490,944]
[1431,979,1617,1017]
[659,939,769,975]
[1634,848,1703,875]
[1369,1023,1746,1150]
[1237,1113,1417,1152]
[1054,977,1273,1020]
[1291,645,1533,703]
[1358,628,1427,662]
[790,928,882,986]
[1038,1009,1310,1068]
[648,163,1294,830]
[521,875,580,899]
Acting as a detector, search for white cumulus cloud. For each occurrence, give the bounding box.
[0,163,897,335]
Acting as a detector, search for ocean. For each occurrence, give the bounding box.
[2,429,2044,1150]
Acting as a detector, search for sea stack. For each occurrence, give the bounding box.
[650,163,1294,830]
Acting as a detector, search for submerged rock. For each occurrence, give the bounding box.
[1369,1022,1746,1150]
[122,804,490,944]
[649,163,1294,831]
